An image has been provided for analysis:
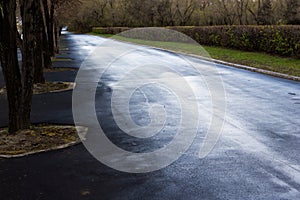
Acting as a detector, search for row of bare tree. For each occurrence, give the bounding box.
[0,0,73,133]
[69,0,300,32]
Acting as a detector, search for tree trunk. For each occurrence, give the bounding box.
[20,0,40,129]
[41,0,53,69]
[0,0,29,133]
[54,21,59,54]
[34,30,45,84]
[42,32,53,69]
[48,1,55,56]
[33,0,46,84]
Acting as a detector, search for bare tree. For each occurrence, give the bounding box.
[0,0,38,133]
[236,0,249,25]
[156,0,175,26]
[285,0,300,24]
[1,0,23,133]
[66,0,299,29]
[0,0,69,133]
[257,0,273,25]
[174,0,196,26]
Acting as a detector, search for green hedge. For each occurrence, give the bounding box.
[92,27,131,35]
[92,26,300,58]
[170,26,300,58]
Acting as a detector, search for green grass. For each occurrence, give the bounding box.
[90,32,300,77]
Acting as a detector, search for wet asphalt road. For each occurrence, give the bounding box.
[0,32,300,200]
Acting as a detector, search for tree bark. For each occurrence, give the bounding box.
[0,0,29,133]
[20,0,38,128]
[54,21,59,54]
[0,0,59,133]
[48,1,55,56]
[33,0,46,84]
[34,30,45,84]
[41,0,53,69]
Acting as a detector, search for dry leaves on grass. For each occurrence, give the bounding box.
[0,82,75,95]
[0,126,80,156]
[34,82,74,94]
[43,67,77,72]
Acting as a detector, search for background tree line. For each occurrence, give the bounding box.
[68,0,300,32]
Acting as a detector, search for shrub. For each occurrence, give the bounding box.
[169,25,300,58]
[92,27,131,35]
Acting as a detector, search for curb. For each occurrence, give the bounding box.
[0,140,81,159]
[46,82,76,94]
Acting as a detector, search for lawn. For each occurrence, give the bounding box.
[89,33,300,77]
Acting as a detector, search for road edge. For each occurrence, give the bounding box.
[101,35,300,82]
[0,140,81,159]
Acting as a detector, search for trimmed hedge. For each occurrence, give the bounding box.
[170,26,300,58]
[92,26,300,58]
[92,27,131,35]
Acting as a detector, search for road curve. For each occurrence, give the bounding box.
[0,32,299,200]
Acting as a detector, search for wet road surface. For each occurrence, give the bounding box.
[0,32,299,199]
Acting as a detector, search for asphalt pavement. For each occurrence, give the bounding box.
[0,32,299,200]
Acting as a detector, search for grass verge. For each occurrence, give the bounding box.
[90,32,300,77]
[0,82,74,96]
[0,125,79,156]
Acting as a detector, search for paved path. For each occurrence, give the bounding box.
[0,32,299,200]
